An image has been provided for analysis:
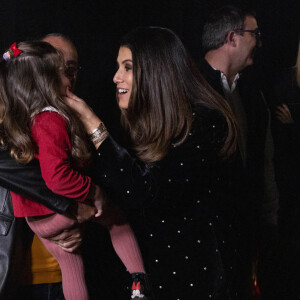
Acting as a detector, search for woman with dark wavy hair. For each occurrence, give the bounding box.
[65,27,242,299]
[0,41,147,300]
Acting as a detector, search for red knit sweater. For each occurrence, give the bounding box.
[11,111,91,217]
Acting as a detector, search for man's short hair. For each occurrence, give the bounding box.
[40,33,74,44]
[202,6,254,54]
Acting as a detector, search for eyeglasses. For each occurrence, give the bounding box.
[235,28,261,39]
[64,62,81,78]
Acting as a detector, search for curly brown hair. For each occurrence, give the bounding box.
[0,41,91,165]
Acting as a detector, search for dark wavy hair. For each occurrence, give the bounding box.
[119,26,237,163]
[0,40,91,164]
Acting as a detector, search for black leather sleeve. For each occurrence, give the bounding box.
[0,187,27,299]
[0,150,72,299]
[0,149,72,213]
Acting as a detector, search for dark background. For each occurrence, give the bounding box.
[0,0,299,132]
[1,0,299,298]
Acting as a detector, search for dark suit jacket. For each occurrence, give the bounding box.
[199,59,269,239]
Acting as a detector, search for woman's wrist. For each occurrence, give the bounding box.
[88,122,109,148]
[83,114,102,134]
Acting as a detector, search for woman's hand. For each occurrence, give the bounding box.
[64,90,102,133]
[276,104,294,124]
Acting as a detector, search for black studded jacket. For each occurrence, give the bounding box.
[93,104,241,299]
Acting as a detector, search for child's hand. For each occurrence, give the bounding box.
[76,202,97,223]
[68,202,97,223]
[89,184,105,218]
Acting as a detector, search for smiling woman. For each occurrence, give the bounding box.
[113,46,133,109]
[65,26,243,299]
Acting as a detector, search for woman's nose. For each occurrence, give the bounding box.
[113,70,123,84]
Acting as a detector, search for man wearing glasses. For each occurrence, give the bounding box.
[199,6,278,300]
[42,33,80,93]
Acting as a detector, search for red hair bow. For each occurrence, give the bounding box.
[9,42,22,58]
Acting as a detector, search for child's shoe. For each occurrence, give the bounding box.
[131,273,153,300]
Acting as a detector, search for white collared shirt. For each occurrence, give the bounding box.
[220,72,240,93]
